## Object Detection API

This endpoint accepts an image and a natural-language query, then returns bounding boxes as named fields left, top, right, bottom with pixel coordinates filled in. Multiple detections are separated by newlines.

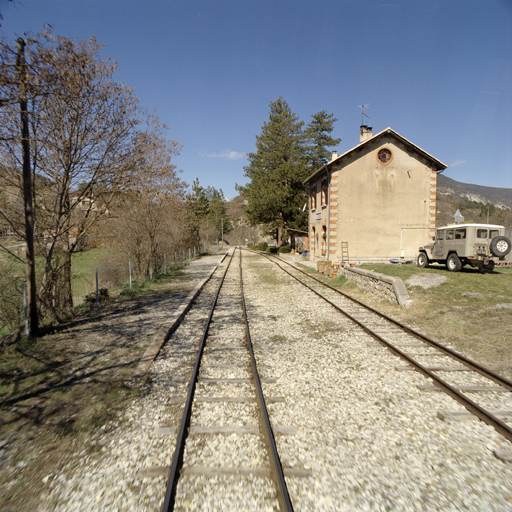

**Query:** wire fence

left=0, top=242, right=216, bottom=338
left=88, top=247, right=201, bottom=306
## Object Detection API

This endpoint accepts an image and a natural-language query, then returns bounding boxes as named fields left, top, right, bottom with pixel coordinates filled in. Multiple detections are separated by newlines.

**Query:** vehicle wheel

left=417, top=252, right=429, bottom=268
left=446, top=253, right=462, bottom=272
left=490, top=236, right=511, bottom=257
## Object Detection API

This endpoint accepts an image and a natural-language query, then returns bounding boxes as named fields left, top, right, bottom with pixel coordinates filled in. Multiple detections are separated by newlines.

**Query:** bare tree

left=111, top=130, right=193, bottom=281
left=0, top=31, right=184, bottom=325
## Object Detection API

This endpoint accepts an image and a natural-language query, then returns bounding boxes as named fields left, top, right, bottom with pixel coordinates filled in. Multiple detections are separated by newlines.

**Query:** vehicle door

left=447, top=227, right=468, bottom=257
left=431, top=229, right=448, bottom=258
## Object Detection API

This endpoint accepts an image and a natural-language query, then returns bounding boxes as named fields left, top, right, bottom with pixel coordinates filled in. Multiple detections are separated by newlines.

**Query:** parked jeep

left=417, top=223, right=511, bottom=273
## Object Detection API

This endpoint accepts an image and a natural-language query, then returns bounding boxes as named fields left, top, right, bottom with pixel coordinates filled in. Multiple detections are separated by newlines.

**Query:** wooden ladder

left=341, top=241, right=349, bottom=264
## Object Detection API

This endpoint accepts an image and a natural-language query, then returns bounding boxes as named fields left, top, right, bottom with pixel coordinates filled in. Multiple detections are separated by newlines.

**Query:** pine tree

left=205, top=186, right=231, bottom=241
left=238, top=98, right=308, bottom=243
left=190, top=179, right=210, bottom=223
left=189, top=180, right=231, bottom=245
left=305, top=110, right=341, bottom=171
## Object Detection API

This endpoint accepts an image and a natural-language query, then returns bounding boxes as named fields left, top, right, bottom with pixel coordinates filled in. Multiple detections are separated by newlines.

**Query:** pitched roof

left=304, top=127, right=447, bottom=184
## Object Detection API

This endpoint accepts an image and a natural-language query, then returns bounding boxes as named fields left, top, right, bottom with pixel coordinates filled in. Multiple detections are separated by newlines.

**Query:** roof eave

left=303, top=127, right=447, bottom=185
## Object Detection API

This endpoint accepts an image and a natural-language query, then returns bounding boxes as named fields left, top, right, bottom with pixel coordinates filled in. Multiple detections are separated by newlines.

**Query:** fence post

left=22, top=283, right=29, bottom=338
left=95, top=268, right=99, bottom=307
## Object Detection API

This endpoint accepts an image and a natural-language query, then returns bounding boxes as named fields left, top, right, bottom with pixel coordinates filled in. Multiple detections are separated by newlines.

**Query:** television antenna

left=357, top=104, right=371, bottom=125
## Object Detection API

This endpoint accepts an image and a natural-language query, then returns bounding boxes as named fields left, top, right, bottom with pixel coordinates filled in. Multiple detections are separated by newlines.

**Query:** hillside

left=436, top=175, right=512, bottom=227
left=437, top=175, right=512, bottom=209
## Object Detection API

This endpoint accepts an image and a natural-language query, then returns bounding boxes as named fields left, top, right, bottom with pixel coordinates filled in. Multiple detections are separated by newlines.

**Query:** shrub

left=278, top=244, right=292, bottom=254
left=268, top=247, right=278, bottom=254
left=254, top=242, right=268, bottom=252
left=119, top=282, right=143, bottom=298
left=84, top=288, right=109, bottom=305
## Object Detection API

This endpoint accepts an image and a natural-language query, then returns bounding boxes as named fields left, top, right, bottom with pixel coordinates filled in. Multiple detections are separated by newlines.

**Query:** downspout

left=327, top=166, right=331, bottom=262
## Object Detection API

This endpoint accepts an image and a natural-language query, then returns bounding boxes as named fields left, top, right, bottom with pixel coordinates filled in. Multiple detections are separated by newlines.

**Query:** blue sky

left=1, top=0, right=511, bottom=198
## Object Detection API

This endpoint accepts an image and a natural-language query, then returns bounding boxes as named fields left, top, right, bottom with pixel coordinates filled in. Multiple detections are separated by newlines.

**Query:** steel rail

left=161, top=250, right=235, bottom=512
left=260, top=251, right=512, bottom=392
left=249, top=250, right=512, bottom=443
left=239, top=249, right=294, bottom=512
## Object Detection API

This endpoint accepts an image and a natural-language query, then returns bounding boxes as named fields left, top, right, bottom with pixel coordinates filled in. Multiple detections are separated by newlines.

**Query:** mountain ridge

left=437, top=174, right=512, bottom=210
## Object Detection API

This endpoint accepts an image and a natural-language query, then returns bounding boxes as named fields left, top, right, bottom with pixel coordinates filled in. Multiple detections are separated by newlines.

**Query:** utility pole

left=17, top=37, right=39, bottom=336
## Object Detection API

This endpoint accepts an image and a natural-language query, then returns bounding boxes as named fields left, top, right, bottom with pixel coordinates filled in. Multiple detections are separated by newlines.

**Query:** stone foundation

left=338, top=265, right=411, bottom=307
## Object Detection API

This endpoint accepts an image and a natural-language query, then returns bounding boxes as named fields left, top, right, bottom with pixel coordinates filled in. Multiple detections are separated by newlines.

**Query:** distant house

left=304, top=126, right=447, bottom=263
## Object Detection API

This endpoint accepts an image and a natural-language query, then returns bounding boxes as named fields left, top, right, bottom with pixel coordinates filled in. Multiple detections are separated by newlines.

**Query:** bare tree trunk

left=60, top=248, right=73, bottom=320
left=17, top=38, right=39, bottom=336
left=60, top=190, right=74, bottom=320
left=276, top=227, right=284, bottom=247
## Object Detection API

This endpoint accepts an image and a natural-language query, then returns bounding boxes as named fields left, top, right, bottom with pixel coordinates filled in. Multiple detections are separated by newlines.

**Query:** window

left=477, top=229, right=488, bottom=239
left=321, top=177, right=328, bottom=206
left=455, top=229, right=466, bottom=239
left=446, top=230, right=455, bottom=240
left=310, top=186, right=316, bottom=210
left=377, top=148, right=393, bottom=164
left=490, top=230, right=499, bottom=239
left=437, top=230, right=445, bottom=240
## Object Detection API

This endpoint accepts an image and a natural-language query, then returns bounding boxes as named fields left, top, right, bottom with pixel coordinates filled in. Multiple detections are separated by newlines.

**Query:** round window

left=377, top=148, right=393, bottom=164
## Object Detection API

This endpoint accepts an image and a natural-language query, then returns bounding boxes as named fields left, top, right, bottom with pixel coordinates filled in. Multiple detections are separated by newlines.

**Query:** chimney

left=331, top=150, right=338, bottom=161
left=360, top=125, right=373, bottom=143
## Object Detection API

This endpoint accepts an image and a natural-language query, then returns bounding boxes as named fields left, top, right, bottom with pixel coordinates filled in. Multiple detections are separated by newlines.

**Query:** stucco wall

left=334, top=136, right=436, bottom=261
left=308, top=174, right=331, bottom=260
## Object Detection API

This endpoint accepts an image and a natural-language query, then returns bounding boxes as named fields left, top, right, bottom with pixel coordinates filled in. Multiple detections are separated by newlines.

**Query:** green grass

left=1, top=244, right=191, bottom=336
left=71, top=246, right=117, bottom=302
left=359, top=263, right=512, bottom=305
left=72, top=246, right=188, bottom=304
left=0, top=245, right=115, bottom=311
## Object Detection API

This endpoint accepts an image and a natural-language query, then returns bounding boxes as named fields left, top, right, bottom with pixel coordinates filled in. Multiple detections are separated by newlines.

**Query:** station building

left=304, top=126, right=447, bottom=264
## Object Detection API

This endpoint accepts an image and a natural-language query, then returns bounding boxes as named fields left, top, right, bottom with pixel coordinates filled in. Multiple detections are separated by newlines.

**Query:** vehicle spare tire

left=490, top=236, right=511, bottom=257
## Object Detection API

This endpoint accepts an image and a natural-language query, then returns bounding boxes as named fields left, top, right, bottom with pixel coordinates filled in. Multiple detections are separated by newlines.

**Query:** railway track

left=36, top=249, right=512, bottom=511
left=161, top=248, right=294, bottom=511
left=252, top=250, right=512, bottom=445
